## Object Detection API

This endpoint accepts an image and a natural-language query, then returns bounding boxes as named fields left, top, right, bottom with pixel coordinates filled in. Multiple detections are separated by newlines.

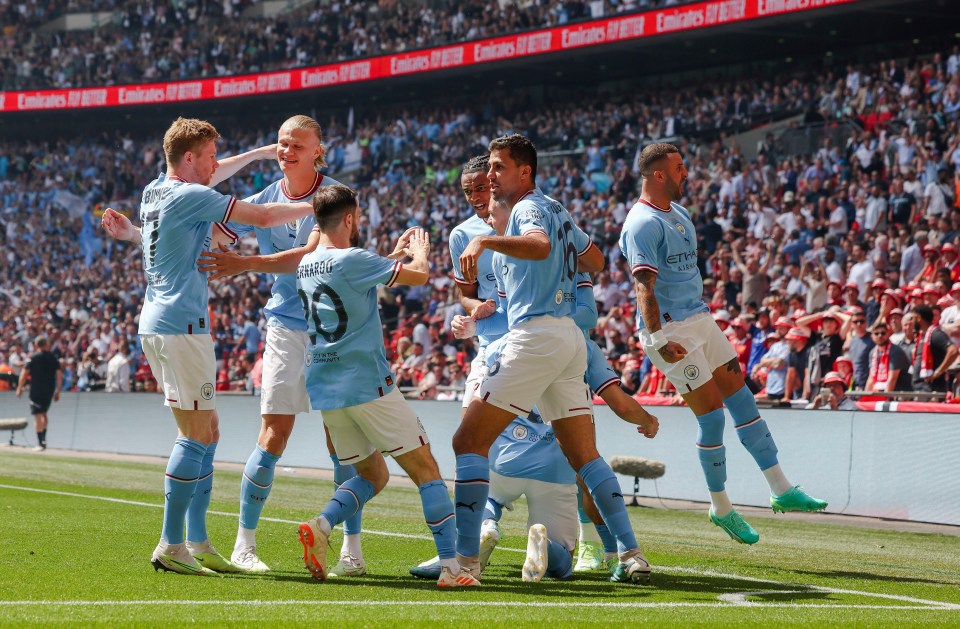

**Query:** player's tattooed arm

left=633, top=269, right=662, bottom=333
left=634, top=269, right=687, bottom=363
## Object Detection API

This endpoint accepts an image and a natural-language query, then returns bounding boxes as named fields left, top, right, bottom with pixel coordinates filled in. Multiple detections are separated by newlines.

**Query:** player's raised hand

left=451, top=315, right=477, bottom=339
left=459, top=236, right=487, bottom=284
left=101, top=207, right=140, bottom=243
left=258, top=143, right=279, bottom=160
left=388, top=227, right=421, bottom=259
left=657, top=341, right=688, bottom=364
left=404, top=227, right=431, bottom=258
left=197, top=242, right=247, bottom=280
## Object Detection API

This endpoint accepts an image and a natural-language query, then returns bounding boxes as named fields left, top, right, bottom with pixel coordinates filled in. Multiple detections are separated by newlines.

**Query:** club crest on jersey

left=683, top=365, right=700, bottom=381
left=286, top=220, right=298, bottom=231
left=555, top=289, right=563, bottom=305
left=675, top=223, right=686, bottom=235
left=200, top=383, right=214, bottom=400
left=512, top=425, right=528, bottom=440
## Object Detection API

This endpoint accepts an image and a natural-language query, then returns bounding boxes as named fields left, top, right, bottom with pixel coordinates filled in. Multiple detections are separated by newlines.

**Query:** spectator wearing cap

left=912, top=244, right=942, bottom=285
left=832, top=355, right=855, bottom=386
left=865, top=322, right=913, bottom=394
left=900, top=230, right=928, bottom=286
left=797, top=309, right=849, bottom=397
left=911, top=304, right=958, bottom=393
left=816, top=371, right=859, bottom=411
left=785, top=326, right=813, bottom=400
left=941, top=243, right=960, bottom=281
left=752, top=331, right=789, bottom=401
left=842, top=283, right=865, bottom=311
left=712, top=309, right=732, bottom=334
left=844, top=307, right=874, bottom=389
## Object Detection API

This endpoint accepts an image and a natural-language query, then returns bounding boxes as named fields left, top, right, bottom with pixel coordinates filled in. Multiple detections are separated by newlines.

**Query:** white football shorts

left=260, top=325, right=310, bottom=416
left=321, top=387, right=430, bottom=464
left=639, top=311, right=738, bottom=393
left=461, top=346, right=488, bottom=409
left=489, top=471, right=578, bottom=551
left=141, top=334, right=217, bottom=411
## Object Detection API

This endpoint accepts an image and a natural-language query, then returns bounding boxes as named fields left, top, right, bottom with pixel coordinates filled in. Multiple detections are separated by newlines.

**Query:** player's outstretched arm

left=459, top=231, right=550, bottom=283
left=598, top=384, right=659, bottom=438
left=634, top=268, right=687, bottom=364
left=394, top=228, right=431, bottom=286
left=229, top=199, right=313, bottom=228
left=209, top=144, right=277, bottom=187
left=197, top=229, right=321, bottom=280
left=101, top=208, right=142, bottom=245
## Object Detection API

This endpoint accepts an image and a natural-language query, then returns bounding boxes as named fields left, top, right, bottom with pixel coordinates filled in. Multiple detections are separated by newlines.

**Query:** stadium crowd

left=3, top=45, right=960, bottom=408
left=5, top=0, right=690, bottom=91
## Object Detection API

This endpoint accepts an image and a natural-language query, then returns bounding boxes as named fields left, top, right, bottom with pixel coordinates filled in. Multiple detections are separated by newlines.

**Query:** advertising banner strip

left=0, top=0, right=857, bottom=112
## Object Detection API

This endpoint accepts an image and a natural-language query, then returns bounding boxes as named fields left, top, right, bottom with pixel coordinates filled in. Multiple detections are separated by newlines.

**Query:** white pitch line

left=0, top=600, right=951, bottom=610
left=1, top=483, right=958, bottom=611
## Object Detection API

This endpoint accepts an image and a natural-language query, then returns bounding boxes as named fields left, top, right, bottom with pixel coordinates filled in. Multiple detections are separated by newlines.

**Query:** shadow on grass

left=225, top=567, right=842, bottom=603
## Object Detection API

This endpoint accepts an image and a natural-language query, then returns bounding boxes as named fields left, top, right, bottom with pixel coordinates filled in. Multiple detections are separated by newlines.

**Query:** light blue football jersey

left=224, top=173, right=342, bottom=331
left=138, top=172, right=237, bottom=335
left=574, top=273, right=599, bottom=333
left=298, top=246, right=401, bottom=410
left=449, top=213, right=499, bottom=347
left=500, top=189, right=592, bottom=327
left=619, top=199, right=709, bottom=331
left=489, top=415, right=576, bottom=485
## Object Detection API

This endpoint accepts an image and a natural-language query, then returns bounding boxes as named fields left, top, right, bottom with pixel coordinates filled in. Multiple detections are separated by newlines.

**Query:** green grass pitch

left=1, top=451, right=958, bottom=627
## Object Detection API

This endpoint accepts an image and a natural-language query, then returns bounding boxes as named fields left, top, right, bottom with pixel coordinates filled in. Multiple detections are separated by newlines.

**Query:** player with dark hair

left=294, top=185, right=478, bottom=588
left=621, top=142, right=827, bottom=546
left=16, top=336, right=62, bottom=451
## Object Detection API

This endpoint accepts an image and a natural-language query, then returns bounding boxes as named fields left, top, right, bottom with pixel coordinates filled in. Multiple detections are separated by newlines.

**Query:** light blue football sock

left=726, top=386, right=780, bottom=470
left=595, top=524, right=618, bottom=554
left=546, top=538, right=573, bottom=579
left=186, top=441, right=217, bottom=543
left=579, top=457, right=637, bottom=554
left=420, top=480, right=456, bottom=560
left=696, top=408, right=727, bottom=492
left=239, top=445, right=280, bottom=530
left=484, top=498, right=504, bottom=522
left=161, top=437, right=206, bottom=545
left=319, top=475, right=375, bottom=527
left=332, top=454, right=363, bottom=536
left=454, top=453, right=489, bottom=558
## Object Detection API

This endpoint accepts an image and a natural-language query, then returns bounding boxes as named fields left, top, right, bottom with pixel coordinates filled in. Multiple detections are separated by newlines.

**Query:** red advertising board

left=0, top=0, right=858, bottom=113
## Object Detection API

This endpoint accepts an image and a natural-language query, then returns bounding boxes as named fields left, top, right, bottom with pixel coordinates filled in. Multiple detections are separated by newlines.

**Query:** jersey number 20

left=298, top=284, right=348, bottom=344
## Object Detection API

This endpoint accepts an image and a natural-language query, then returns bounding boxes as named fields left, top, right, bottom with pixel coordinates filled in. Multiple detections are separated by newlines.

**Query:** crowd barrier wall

left=1, top=392, right=956, bottom=526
